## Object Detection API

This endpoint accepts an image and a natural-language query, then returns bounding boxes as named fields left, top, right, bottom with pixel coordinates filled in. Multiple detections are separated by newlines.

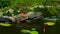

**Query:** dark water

left=0, top=19, right=60, bottom=34
left=0, top=19, right=43, bottom=34
left=45, top=20, right=60, bottom=34
left=0, top=24, right=43, bottom=34
left=0, top=26, right=20, bottom=34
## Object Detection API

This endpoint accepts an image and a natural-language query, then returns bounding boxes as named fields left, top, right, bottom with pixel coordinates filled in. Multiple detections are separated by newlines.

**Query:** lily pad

left=21, top=29, right=30, bottom=33
left=31, top=28, right=36, bottom=31
left=30, top=31, right=38, bottom=34
left=0, top=23, right=12, bottom=26
left=44, top=22, right=55, bottom=26
left=21, top=29, right=38, bottom=34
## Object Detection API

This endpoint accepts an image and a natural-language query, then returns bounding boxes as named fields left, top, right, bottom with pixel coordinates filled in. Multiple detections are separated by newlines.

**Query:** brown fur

left=17, top=9, right=28, bottom=21
left=19, top=9, right=27, bottom=14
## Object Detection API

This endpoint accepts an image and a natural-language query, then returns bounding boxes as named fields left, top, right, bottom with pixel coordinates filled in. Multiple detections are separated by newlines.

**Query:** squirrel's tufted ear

left=18, top=9, right=27, bottom=14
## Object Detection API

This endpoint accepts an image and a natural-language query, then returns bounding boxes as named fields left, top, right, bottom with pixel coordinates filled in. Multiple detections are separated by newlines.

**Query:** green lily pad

left=44, top=22, right=55, bottom=26
left=31, top=28, right=36, bottom=31
left=21, top=29, right=38, bottom=34
left=30, top=31, right=38, bottom=34
left=0, top=23, right=12, bottom=26
left=21, top=29, right=30, bottom=33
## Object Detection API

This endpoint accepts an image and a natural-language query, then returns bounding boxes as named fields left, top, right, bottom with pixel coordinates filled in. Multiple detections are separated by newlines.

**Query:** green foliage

left=3, top=11, right=7, bottom=16
left=0, top=0, right=11, bottom=8
left=34, top=6, right=48, bottom=12
left=55, top=7, right=60, bottom=13
left=34, top=7, right=41, bottom=12
left=33, top=6, right=51, bottom=17
left=6, top=11, right=12, bottom=16
left=12, top=8, right=18, bottom=15
left=15, top=0, right=46, bottom=7
left=0, top=12, right=3, bottom=17
left=13, top=10, right=18, bottom=15
left=3, top=11, right=12, bottom=16
left=24, top=7, right=32, bottom=12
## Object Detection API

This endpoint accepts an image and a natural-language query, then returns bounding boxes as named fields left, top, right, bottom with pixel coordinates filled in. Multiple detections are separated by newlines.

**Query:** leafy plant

left=12, top=8, right=18, bottom=15
left=0, top=0, right=11, bottom=8
left=3, top=11, right=7, bottom=16
left=6, top=11, right=12, bottom=16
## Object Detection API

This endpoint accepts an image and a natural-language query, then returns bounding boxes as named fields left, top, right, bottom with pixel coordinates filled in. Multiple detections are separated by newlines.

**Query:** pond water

left=0, top=18, right=60, bottom=34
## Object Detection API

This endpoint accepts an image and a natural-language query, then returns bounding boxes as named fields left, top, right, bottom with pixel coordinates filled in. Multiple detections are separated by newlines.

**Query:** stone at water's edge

left=27, top=12, right=42, bottom=18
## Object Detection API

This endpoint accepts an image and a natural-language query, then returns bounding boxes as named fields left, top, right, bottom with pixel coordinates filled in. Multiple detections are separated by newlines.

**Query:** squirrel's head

left=18, top=9, right=27, bottom=14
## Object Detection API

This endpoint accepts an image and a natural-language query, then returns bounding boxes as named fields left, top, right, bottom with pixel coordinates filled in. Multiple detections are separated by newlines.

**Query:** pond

left=0, top=18, right=60, bottom=34
left=0, top=19, right=43, bottom=34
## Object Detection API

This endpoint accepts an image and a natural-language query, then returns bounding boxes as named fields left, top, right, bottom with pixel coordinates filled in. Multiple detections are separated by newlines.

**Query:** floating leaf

left=44, top=22, right=55, bottom=26
left=31, top=28, right=36, bottom=31
left=21, top=29, right=30, bottom=33
left=0, top=23, right=12, bottom=26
